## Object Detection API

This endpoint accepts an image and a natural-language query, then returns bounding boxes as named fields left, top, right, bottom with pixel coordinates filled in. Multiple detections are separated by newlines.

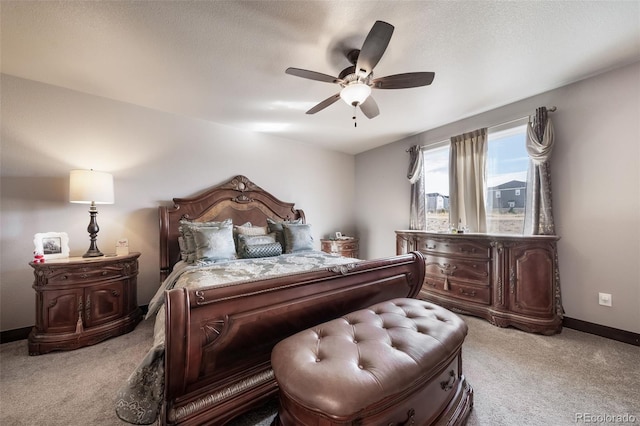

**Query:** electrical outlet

left=598, top=292, right=612, bottom=307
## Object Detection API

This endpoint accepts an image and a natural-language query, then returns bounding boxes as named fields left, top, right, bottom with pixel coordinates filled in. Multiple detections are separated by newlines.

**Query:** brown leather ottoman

left=271, top=298, right=473, bottom=425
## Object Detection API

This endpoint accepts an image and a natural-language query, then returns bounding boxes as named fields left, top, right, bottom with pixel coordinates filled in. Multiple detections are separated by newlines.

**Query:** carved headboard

left=159, top=175, right=305, bottom=282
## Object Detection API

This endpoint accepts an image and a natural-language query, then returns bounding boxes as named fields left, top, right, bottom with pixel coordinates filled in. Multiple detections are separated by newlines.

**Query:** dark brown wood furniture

left=320, top=238, right=359, bottom=258
left=271, top=298, right=473, bottom=426
left=28, top=252, right=141, bottom=355
left=156, top=176, right=426, bottom=425
left=396, top=230, right=562, bottom=335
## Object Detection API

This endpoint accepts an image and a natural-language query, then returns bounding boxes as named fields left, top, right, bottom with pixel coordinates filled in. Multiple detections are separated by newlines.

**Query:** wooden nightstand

left=28, top=252, right=142, bottom=355
left=320, top=238, right=359, bottom=258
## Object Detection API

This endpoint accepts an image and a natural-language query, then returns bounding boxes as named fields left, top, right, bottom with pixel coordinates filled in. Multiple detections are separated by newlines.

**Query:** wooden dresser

left=320, top=238, right=359, bottom=258
left=28, top=252, right=142, bottom=355
left=396, top=231, right=562, bottom=335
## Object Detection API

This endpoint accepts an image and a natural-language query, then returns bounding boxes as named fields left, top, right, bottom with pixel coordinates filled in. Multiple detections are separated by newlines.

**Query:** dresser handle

left=112, top=290, right=120, bottom=297
left=387, top=408, right=416, bottom=426
left=426, top=244, right=436, bottom=250
left=460, top=289, right=476, bottom=297
left=440, top=370, right=456, bottom=391
left=460, top=247, right=477, bottom=254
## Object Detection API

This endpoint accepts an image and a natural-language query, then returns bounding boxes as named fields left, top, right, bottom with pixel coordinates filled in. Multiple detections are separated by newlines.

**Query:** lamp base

left=83, top=204, right=104, bottom=258
left=82, top=248, right=104, bottom=258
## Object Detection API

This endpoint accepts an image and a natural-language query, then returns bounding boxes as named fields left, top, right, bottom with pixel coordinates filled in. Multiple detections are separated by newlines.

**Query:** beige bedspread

left=115, top=251, right=360, bottom=424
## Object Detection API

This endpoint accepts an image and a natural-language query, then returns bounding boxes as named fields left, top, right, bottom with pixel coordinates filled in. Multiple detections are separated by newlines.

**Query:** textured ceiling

left=2, top=1, right=639, bottom=154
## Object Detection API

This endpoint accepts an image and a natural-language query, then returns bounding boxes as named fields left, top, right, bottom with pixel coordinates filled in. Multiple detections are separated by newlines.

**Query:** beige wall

left=3, top=63, right=639, bottom=334
left=0, top=75, right=357, bottom=331
left=355, top=62, right=640, bottom=333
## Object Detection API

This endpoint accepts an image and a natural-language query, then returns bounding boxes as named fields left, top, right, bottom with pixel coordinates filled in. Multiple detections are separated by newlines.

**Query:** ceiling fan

left=285, top=20, right=435, bottom=122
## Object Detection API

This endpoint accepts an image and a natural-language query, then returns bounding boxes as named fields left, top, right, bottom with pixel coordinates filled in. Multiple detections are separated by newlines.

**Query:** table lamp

left=69, top=169, right=114, bottom=257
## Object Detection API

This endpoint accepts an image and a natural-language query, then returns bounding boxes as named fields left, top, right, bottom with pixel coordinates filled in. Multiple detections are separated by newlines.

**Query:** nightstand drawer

left=45, top=266, right=124, bottom=284
left=320, top=239, right=359, bottom=258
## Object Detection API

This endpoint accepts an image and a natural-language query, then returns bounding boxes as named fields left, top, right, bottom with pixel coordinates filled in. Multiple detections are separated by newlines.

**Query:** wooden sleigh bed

left=117, top=175, right=426, bottom=426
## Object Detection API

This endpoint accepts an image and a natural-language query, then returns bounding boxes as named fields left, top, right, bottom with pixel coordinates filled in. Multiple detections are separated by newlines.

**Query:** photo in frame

left=34, top=232, right=70, bottom=260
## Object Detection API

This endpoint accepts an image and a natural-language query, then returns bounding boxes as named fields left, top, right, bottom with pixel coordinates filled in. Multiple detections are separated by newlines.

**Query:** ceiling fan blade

left=356, top=21, right=394, bottom=78
left=286, top=67, right=342, bottom=84
left=359, top=96, right=380, bottom=119
left=371, top=72, right=435, bottom=89
left=306, top=93, right=341, bottom=114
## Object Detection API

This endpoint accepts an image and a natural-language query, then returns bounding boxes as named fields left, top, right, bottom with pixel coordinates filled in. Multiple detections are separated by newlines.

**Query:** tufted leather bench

left=271, top=298, right=473, bottom=425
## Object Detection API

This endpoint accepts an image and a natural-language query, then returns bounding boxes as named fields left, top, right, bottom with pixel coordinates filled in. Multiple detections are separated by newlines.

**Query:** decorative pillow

left=179, top=218, right=232, bottom=263
left=234, top=222, right=268, bottom=236
left=236, top=233, right=276, bottom=255
left=240, top=242, right=283, bottom=259
left=282, top=223, right=314, bottom=253
left=267, top=218, right=303, bottom=248
left=190, top=221, right=236, bottom=263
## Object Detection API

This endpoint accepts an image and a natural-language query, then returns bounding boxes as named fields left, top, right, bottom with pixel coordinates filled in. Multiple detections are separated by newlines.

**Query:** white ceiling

left=2, top=1, right=639, bottom=154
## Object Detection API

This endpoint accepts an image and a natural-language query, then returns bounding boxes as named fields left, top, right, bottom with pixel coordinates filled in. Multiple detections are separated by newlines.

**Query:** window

left=423, top=144, right=450, bottom=232
left=485, top=123, right=529, bottom=234
left=422, top=120, right=529, bottom=235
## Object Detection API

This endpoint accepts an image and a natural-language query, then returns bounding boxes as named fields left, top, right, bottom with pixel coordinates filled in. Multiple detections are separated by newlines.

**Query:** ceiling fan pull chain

left=353, top=105, right=357, bottom=127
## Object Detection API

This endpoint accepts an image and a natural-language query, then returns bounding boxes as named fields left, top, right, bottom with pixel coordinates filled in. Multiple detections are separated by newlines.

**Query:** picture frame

left=34, top=232, right=70, bottom=260
left=334, top=231, right=342, bottom=239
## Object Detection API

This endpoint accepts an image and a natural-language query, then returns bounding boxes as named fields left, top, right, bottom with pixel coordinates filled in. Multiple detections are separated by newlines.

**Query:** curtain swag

left=407, top=145, right=423, bottom=183
left=526, top=119, right=555, bottom=164
left=525, top=107, right=556, bottom=236
left=407, top=145, right=426, bottom=230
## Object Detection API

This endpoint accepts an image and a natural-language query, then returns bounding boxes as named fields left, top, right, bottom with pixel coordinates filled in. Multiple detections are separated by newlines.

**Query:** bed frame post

left=165, top=287, right=189, bottom=404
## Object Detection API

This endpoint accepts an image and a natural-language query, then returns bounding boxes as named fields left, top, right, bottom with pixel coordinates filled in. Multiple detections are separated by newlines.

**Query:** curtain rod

left=408, top=106, right=557, bottom=152
left=490, top=106, right=557, bottom=130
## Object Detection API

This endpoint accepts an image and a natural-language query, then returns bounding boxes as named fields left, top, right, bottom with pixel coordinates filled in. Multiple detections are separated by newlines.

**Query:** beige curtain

left=449, top=128, right=488, bottom=233
left=407, top=145, right=426, bottom=230
left=524, top=107, right=556, bottom=235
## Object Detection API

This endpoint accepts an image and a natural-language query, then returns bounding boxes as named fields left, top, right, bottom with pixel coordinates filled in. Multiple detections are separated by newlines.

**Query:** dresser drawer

left=423, top=255, right=490, bottom=286
left=422, top=277, right=491, bottom=305
left=416, top=236, right=490, bottom=259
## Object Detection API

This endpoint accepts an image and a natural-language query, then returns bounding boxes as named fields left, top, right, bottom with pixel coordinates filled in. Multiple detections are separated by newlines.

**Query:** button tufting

left=316, top=358, right=321, bottom=362
left=358, top=365, right=363, bottom=369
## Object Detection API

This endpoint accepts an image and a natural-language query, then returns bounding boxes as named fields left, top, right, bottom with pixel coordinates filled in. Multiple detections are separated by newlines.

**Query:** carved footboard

left=162, top=252, right=425, bottom=425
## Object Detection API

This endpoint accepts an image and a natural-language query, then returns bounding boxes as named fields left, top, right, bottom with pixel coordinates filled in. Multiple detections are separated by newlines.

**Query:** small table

left=320, top=238, right=359, bottom=258
left=28, top=252, right=142, bottom=355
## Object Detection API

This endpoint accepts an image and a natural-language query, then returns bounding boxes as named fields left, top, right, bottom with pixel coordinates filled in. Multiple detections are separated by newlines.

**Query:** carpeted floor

left=1, top=315, right=638, bottom=425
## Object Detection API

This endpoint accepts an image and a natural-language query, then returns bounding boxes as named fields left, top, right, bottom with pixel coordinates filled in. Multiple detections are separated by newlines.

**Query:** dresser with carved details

left=396, top=231, right=562, bottom=335
left=28, top=252, right=141, bottom=355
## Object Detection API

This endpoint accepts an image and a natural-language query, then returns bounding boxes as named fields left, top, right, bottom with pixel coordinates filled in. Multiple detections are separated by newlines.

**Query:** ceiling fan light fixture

left=340, top=83, right=371, bottom=106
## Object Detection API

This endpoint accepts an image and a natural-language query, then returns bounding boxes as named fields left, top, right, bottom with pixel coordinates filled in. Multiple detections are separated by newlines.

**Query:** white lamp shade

left=69, top=169, right=114, bottom=204
left=340, top=83, right=372, bottom=106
